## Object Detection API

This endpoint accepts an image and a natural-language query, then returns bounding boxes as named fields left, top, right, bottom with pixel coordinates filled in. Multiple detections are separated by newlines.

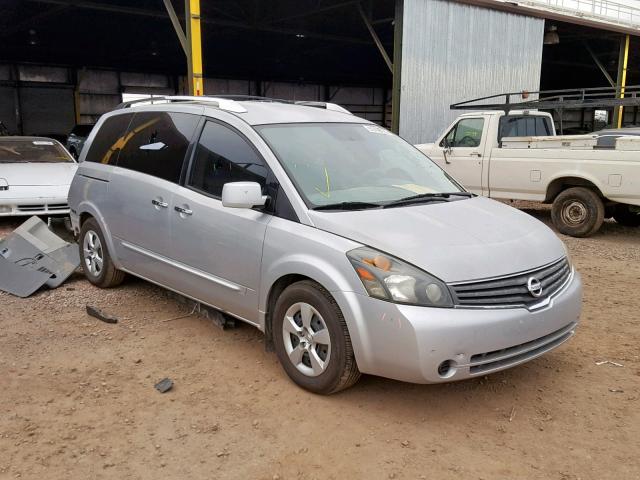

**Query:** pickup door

left=425, top=117, right=487, bottom=195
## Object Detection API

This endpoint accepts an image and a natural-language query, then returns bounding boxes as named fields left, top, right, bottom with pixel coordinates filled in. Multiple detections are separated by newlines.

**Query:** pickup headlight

left=347, top=247, right=453, bottom=307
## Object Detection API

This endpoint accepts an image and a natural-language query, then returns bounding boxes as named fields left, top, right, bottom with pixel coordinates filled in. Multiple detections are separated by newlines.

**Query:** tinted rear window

left=116, top=111, right=199, bottom=183
left=84, top=114, right=133, bottom=165
left=0, top=139, right=73, bottom=164
left=499, top=116, right=552, bottom=140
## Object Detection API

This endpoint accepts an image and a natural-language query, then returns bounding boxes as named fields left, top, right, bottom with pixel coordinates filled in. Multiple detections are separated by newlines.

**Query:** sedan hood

left=308, top=196, right=566, bottom=283
left=0, top=162, right=77, bottom=186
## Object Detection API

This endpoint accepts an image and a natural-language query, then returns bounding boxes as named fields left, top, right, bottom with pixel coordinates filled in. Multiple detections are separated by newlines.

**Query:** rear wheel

left=613, top=204, right=640, bottom=227
left=273, top=280, right=360, bottom=394
left=79, top=218, right=125, bottom=288
left=551, top=187, right=604, bottom=237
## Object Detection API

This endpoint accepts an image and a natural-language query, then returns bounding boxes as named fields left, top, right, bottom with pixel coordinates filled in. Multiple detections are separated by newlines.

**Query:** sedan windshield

left=256, top=123, right=462, bottom=208
left=0, top=139, right=74, bottom=164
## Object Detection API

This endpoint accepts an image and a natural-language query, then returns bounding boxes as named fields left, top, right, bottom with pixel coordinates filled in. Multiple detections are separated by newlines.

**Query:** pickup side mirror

left=221, top=182, right=268, bottom=209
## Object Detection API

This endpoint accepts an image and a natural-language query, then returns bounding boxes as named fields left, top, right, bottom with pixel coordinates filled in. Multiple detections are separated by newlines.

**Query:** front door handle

left=174, top=206, right=193, bottom=216
left=470, top=152, right=482, bottom=158
left=151, top=199, right=168, bottom=208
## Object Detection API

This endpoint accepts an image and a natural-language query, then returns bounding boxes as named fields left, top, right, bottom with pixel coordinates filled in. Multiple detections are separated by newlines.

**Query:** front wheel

left=273, top=281, right=360, bottom=394
left=551, top=187, right=604, bottom=237
left=613, top=204, right=640, bottom=227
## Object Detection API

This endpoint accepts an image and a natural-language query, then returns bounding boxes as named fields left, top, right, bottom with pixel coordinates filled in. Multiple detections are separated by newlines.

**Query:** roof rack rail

left=116, top=95, right=248, bottom=113
left=451, top=85, right=640, bottom=112
left=294, top=101, right=352, bottom=114
left=114, top=95, right=352, bottom=115
left=209, top=95, right=293, bottom=103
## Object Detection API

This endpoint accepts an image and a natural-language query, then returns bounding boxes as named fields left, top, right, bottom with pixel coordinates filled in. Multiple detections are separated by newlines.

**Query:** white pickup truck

left=417, top=110, right=640, bottom=237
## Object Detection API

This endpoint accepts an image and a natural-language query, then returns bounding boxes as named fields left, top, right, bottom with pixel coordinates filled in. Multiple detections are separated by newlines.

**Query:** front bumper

left=334, top=270, right=582, bottom=384
left=0, top=198, right=70, bottom=216
left=0, top=185, right=71, bottom=217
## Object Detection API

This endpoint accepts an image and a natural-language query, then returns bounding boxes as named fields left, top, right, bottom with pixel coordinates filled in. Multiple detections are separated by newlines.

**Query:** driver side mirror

left=221, top=182, right=268, bottom=209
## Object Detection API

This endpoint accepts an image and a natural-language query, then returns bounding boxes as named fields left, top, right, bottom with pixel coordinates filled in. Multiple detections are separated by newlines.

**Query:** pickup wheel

left=613, top=205, right=640, bottom=227
left=551, top=187, right=604, bottom=237
left=273, top=280, right=360, bottom=395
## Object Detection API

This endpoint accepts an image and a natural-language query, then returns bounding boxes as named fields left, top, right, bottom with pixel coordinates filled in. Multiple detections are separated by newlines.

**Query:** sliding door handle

left=174, top=206, right=193, bottom=216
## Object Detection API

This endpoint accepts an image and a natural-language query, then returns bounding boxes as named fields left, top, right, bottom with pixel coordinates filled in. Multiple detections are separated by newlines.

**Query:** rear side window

left=84, top=114, right=132, bottom=165
left=499, top=116, right=552, bottom=140
left=116, top=111, right=199, bottom=183
left=188, top=121, right=268, bottom=197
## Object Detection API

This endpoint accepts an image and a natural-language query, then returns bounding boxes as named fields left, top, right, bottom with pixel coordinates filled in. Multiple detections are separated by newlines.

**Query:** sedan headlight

left=347, top=247, right=453, bottom=307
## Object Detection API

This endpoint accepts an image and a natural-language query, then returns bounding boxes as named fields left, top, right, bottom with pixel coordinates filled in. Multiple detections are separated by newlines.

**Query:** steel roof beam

left=25, top=0, right=379, bottom=45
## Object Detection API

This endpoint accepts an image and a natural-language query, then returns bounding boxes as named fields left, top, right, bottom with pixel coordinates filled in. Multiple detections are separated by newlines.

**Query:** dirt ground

left=1, top=206, right=639, bottom=480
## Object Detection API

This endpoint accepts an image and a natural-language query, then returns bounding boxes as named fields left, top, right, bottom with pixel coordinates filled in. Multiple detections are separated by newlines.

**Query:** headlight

left=347, top=247, right=453, bottom=307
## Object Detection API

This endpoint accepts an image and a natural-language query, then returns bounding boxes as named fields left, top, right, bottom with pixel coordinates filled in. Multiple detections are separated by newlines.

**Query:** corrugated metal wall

left=399, top=0, right=545, bottom=144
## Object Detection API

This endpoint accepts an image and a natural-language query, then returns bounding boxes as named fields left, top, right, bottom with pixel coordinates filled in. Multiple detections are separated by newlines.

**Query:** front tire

left=551, top=187, right=604, bottom=237
left=273, top=281, right=360, bottom=394
left=79, top=218, right=125, bottom=288
left=613, top=204, right=640, bottom=227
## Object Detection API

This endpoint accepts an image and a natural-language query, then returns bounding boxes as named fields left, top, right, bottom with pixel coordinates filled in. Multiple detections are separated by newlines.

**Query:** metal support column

left=185, top=0, right=203, bottom=96
left=163, top=0, right=203, bottom=96
left=391, top=0, right=403, bottom=134
left=614, top=34, right=630, bottom=128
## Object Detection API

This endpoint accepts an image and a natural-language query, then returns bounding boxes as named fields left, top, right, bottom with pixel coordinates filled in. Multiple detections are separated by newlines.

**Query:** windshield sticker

left=363, top=125, right=391, bottom=135
left=33, top=141, right=55, bottom=145
left=392, top=184, right=437, bottom=194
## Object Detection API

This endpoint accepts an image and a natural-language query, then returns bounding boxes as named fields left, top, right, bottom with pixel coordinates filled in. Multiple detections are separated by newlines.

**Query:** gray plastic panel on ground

left=0, top=216, right=80, bottom=297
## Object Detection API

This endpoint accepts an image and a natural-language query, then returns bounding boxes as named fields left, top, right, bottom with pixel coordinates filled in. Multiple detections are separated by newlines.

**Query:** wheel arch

left=76, top=202, right=122, bottom=269
left=260, top=256, right=364, bottom=355
left=545, top=175, right=605, bottom=203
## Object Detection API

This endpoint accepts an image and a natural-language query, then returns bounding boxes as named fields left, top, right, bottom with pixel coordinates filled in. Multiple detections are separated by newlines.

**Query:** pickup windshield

left=257, top=123, right=463, bottom=208
left=0, top=139, right=74, bottom=164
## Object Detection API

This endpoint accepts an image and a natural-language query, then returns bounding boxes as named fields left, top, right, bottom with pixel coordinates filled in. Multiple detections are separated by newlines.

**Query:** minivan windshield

left=0, top=139, right=74, bottom=164
left=257, top=123, right=463, bottom=208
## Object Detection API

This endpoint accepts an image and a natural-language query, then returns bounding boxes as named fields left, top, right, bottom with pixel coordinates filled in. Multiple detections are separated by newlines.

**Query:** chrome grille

left=450, top=257, right=571, bottom=309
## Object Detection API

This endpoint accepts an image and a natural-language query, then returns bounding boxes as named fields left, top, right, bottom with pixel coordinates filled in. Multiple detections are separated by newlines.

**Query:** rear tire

left=551, top=187, right=604, bottom=237
left=613, top=204, right=640, bottom=227
left=79, top=218, right=125, bottom=288
left=273, top=280, right=360, bottom=394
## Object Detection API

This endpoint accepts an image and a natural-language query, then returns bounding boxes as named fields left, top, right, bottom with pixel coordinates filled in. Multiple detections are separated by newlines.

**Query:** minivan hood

left=0, top=162, right=77, bottom=186
left=308, top=196, right=566, bottom=283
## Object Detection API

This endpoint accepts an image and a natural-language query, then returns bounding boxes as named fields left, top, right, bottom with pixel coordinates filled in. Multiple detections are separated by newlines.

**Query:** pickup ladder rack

left=450, top=85, right=640, bottom=112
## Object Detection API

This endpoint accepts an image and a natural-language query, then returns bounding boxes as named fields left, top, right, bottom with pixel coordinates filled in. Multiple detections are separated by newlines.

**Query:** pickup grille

left=449, top=257, right=571, bottom=309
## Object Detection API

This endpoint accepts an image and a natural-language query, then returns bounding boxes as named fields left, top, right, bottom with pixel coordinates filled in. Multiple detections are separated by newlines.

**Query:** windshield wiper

left=383, top=192, right=474, bottom=208
left=312, top=201, right=382, bottom=211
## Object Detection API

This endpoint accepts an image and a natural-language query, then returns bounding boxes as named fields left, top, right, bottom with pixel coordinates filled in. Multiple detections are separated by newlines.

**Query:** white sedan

left=0, top=137, right=77, bottom=217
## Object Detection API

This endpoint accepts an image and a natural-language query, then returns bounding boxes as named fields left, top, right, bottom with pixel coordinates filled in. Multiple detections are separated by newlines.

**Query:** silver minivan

left=68, top=96, right=582, bottom=394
